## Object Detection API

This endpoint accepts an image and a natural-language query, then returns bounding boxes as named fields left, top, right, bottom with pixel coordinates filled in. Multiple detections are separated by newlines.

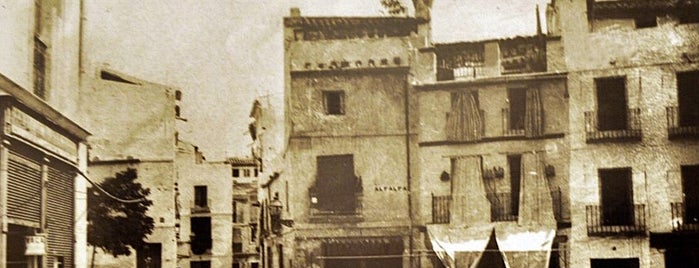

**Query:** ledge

left=416, top=71, right=567, bottom=90
left=290, top=66, right=410, bottom=77
left=419, top=133, right=565, bottom=147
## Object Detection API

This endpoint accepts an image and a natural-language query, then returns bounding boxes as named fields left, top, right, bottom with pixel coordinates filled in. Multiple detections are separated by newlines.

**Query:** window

left=591, top=258, right=639, bottom=268
left=682, top=165, right=699, bottom=225
left=311, top=155, right=359, bottom=214
left=251, top=263, right=259, bottom=268
left=323, top=91, right=345, bottom=115
left=232, top=168, right=240, bottom=177
left=243, top=169, right=251, bottom=177
left=507, top=88, right=526, bottom=132
left=233, top=199, right=245, bottom=223
left=599, top=168, right=634, bottom=226
left=634, top=15, right=657, bottom=28
left=190, top=217, right=212, bottom=255
left=254, top=168, right=259, bottom=177
left=33, top=38, right=47, bottom=99
left=194, top=186, right=208, bottom=208
left=191, top=261, right=211, bottom=268
left=677, top=71, right=699, bottom=127
left=596, top=77, right=628, bottom=131
left=278, top=244, right=284, bottom=268
left=137, top=243, right=162, bottom=268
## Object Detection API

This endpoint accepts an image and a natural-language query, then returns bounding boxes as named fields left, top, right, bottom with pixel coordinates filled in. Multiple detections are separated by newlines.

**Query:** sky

left=83, top=0, right=549, bottom=161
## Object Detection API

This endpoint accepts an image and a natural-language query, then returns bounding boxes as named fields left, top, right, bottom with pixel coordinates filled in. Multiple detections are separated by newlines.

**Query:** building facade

left=415, top=32, right=571, bottom=268
left=548, top=0, right=699, bottom=267
left=79, top=69, right=180, bottom=267
left=0, top=1, right=90, bottom=267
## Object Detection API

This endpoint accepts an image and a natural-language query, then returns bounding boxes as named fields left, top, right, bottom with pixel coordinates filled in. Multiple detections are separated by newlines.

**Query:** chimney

left=412, top=0, right=432, bottom=20
left=290, top=7, right=301, bottom=17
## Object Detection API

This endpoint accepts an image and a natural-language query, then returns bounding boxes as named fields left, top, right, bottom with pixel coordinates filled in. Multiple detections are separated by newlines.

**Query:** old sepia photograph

left=0, top=0, right=698, bottom=267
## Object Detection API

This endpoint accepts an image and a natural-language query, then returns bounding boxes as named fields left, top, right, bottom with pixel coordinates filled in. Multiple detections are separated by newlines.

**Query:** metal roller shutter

left=47, top=164, right=75, bottom=268
left=7, top=150, right=42, bottom=225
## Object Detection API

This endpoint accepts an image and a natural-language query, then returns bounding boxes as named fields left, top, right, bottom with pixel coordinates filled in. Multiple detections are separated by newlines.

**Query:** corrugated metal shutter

left=7, top=150, right=42, bottom=225
left=47, top=163, right=75, bottom=268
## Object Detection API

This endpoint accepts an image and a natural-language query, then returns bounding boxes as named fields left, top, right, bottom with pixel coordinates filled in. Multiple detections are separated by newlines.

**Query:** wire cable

left=77, top=170, right=148, bottom=204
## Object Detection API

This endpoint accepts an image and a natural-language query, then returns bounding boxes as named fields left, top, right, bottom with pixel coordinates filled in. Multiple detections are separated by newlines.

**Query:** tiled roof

left=284, top=16, right=422, bottom=28
left=591, top=0, right=698, bottom=17
left=226, top=157, right=257, bottom=166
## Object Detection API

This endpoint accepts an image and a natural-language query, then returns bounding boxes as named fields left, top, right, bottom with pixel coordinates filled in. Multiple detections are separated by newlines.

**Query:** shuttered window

left=47, top=163, right=75, bottom=268
left=7, top=150, right=42, bottom=224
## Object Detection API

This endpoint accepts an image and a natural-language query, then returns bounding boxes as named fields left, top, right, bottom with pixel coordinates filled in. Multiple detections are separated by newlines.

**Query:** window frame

left=322, top=90, right=345, bottom=115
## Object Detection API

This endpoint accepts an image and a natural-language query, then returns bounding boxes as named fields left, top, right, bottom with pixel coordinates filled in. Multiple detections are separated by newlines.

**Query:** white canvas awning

left=427, top=224, right=555, bottom=268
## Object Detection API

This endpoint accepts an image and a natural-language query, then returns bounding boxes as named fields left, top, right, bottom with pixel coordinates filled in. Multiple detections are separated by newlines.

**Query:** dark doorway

left=665, top=248, right=699, bottom=268
left=591, top=258, right=639, bottom=268
left=7, top=224, right=31, bottom=268
left=477, top=230, right=506, bottom=268
left=596, top=77, right=628, bottom=131
left=599, top=168, right=634, bottom=226
left=508, top=88, right=526, bottom=131
left=323, top=238, right=403, bottom=268
left=682, top=165, right=699, bottom=224
left=508, top=155, right=522, bottom=217
left=137, top=243, right=162, bottom=268
left=191, top=217, right=212, bottom=255
left=677, top=71, right=699, bottom=127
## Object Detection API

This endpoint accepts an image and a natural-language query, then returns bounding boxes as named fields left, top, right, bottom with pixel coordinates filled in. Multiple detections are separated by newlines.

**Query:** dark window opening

left=191, top=261, right=211, bottom=268
left=312, top=154, right=359, bottom=214
left=682, top=165, right=699, bottom=224
left=190, top=217, right=212, bottom=255
left=677, top=71, right=699, bottom=127
left=232, top=168, right=240, bottom=177
left=508, top=88, right=526, bottom=131
left=175, top=90, right=183, bottom=100
left=596, top=77, right=628, bottom=131
left=175, top=105, right=181, bottom=117
left=634, top=15, right=657, bottom=28
left=33, top=38, right=47, bottom=99
left=278, top=244, right=284, bottom=268
left=137, top=243, right=162, bottom=268
left=233, top=243, right=243, bottom=253
left=591, top=258, right=639, bottom=268
left=599, top=168, right=634, bottom=226
left=323, top=91, right=345, bottom=115
left=679, top=9, right=699, bottom=24
left=254, top=168, right=259, bottom=177
left=232, top=263, right=240, bottom=268
left=251, top=263, right=259, bottom=268
left=508, top=155, right=522, bottom=217
left=665, top=248, right=699, bottom=268
left=194, top=186, right=208, bottom=208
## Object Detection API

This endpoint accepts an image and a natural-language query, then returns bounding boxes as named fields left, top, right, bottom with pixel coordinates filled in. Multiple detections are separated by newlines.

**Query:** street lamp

left=270, top=192, right=283, bottom=235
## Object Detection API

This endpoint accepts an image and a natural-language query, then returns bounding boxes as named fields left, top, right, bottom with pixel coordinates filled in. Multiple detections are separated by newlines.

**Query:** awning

left=427, top=224, right=494, bottom=268
left=427, top=224, right=555, bottom=268
left=495, top=226, right=555, bottom=268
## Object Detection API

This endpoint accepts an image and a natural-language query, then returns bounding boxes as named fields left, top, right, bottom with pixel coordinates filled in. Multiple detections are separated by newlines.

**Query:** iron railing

left=586, top=204, right=646, bottom=236
left=309, top=190, right=363, bottom=216
left=585, top=108, right=642, bottom=142
left=432, top=194, right=451, bottom=224
left=191, top=198, right=212, bottom=213
left=671, top=202, right=699, bottom=232
left=502, top=107, right=525, bottom=136
left=666, top=106, right=699, bottom=139
left=488, top=192, right=519, bottom=222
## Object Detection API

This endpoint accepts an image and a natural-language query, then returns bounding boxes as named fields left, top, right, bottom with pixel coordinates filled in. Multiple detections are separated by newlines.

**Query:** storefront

left=0, top=93, right=88, bottom=268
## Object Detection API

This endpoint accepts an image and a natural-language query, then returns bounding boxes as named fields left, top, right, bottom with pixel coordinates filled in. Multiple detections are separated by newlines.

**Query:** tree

left=87, top=168, right=154, bottom=257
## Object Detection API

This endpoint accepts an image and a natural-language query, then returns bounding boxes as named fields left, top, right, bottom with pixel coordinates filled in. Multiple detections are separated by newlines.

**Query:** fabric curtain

left=519, top=152, right=556, bottom=226
left=447, top=91, right=482, bottom=141
left=524, top=87, right=544, bottom=137
left=495, top=227, right=555, bottom=268
left=451, top=156, right=490, bottom=225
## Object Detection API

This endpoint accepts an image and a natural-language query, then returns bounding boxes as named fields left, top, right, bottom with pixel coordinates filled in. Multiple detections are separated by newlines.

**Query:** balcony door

left=599, top=168, right=633, bottom=226
left=677, top=71, right=699, bottom=127
left=682, top=165, right=699, bottom=224
left=316, top=155, right=356, bottom=213
left=596, top=77, right=628, bottom=131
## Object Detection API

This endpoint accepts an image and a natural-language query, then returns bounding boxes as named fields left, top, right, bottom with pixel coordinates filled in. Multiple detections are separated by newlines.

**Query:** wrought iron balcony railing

left=671, top=202, right=699, bottom=232
left=584, top=108, right=642, bottom=143
left=666, top=106, right=699, bottom=139
left=191, top=199, right=212, bottom=213
left=488, top=192, right=518, bottom=222
left=432, top=194, right=451, bottom=224
left=586, top=204, right=646, bottom=236
left=309, top=189, right=363, bottom=216
left=502, top=107, right=525, bottom=137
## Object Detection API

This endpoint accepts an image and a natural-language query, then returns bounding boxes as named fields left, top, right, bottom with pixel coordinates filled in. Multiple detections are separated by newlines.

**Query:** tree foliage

left=87, top=168, right=154, bottom=257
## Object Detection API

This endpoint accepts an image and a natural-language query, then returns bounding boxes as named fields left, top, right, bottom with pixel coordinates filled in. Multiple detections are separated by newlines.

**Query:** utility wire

left=77, top=170, right=148, bottom=204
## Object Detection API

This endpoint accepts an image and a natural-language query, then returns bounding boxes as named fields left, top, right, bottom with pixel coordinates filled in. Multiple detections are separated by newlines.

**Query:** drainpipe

left=404, top=72, right=414, bottom=267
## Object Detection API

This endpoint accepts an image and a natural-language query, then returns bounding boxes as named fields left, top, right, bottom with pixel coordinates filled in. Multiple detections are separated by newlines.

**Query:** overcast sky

left=83, top=0, right=549, bottom=160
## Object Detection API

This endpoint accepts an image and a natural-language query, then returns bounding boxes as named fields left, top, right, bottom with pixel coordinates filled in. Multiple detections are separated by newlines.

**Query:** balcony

left=309, top=186, right=363, bottom=220
left=671, top=202, right=699, bottom=232
left=584, top=108, right=642, bottom=143
left=488, top=192, right=519, bottom=222
left=431, top=194, right=451, bottom=224
left=191, top=199, right=212, bottom=214
left=502, top=107, right=525, bottom=137
left=666, top=106, right=699, bottom=139
left=586, top=204, right=646, bottom=236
